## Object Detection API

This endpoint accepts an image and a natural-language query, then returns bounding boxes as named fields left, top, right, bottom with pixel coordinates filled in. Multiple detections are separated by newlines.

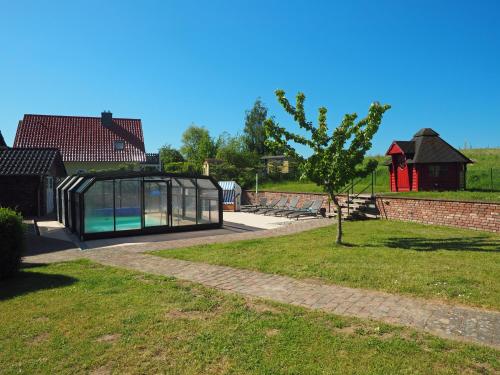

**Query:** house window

left=429, top=165, right=440, bottom=177
left=429, top=165, right=448, bottom=178
left=114, top=140, right=125, bottom=150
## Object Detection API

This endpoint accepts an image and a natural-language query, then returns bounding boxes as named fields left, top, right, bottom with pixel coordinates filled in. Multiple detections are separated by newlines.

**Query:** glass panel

left=115, top=179, right=141, bottom=231
left=76, top=178, right=94, bottom=193
left=67, top=177, right=84, bottom=229
left=61, top=176, right=78, bottom=226
left=197, top=180, right=220, bottom=224
left=177, top=178, right=195, bottom=187
left=144, top=181, right=168, bottom=227
left=84, top=180, right=114, bottom=233
left=196, top=178, right=217, bottom=189
left=171, top=178, right=197, bottom=226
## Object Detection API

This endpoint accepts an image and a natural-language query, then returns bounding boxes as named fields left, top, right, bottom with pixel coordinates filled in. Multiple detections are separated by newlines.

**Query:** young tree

left=264, top=90, right=390, bottom=244
left=180, top=125, right=217, bottom=167
left=243, top=98, right=268, bottom=155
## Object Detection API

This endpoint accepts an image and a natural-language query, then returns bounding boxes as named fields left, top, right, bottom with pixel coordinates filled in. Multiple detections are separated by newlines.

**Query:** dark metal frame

left=68, top=171, right=223, bottom=241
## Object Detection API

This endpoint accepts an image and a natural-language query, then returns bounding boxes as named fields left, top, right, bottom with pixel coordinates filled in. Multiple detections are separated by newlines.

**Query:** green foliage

left=0, top=207, right=25, bottom=279
left=180, top=125, right=218, bottom=167
left=243, top=98, right=268, bottom=155
left=159, top=144, right=184, bottom=167
left=210, top=133, right=261, bottom=188
left=163, top=161, right=201, bottom=175
left=264, top=90, right=390, bottom=243
left=209, top=162, right=256, bottom=188
left=265, top=90, right=390, bottom=196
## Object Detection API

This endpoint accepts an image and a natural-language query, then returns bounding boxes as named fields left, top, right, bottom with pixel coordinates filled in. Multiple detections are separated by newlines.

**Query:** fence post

left=491, top=168, right=493, bottom=192
left=255, top=173, right=258, bottom=196
left=371, top=171, right=374, bottom=197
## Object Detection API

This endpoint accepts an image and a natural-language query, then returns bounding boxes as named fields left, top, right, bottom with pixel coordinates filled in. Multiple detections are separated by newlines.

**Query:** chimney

left=101, top=111, right=113, bottom=127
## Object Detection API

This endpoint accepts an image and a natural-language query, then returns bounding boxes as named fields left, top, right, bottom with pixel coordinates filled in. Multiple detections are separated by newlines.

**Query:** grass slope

left=0, top=261, right=498, bottom=374
left=256, top=148, right=500, bottom=201
left=154, top=220, right=500, bottom=310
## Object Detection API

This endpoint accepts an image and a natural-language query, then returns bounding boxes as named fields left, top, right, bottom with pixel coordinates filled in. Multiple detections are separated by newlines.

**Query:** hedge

left=0, top=207, right=25, bottom=279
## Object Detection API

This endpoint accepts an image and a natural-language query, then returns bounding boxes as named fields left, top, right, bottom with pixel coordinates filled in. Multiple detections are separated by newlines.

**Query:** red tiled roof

left=13, top=114, right=146, bottom=162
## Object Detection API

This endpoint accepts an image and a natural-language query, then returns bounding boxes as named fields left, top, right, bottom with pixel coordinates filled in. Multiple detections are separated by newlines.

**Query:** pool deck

left=32, top=211, right=297, bottom=252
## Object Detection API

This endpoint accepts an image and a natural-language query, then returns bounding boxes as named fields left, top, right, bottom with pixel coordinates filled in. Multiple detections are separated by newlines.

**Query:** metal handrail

left=336, top=171, right=375, bottom=216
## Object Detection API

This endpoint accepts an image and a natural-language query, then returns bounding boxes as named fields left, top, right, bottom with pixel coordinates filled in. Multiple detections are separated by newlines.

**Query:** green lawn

left=154, top=220, right=500, bottom=310
left=255, top=148, right=500, bottom=202
left=0, top=261, right=498, bottom=374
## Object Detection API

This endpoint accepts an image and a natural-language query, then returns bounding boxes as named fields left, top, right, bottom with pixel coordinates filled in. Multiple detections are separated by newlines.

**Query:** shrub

left=0, top=207, right=25, bottom=279
left=163, top=161, right=201, bottom=175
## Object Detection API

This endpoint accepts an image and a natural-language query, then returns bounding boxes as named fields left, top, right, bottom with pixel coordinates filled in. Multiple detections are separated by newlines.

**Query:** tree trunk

left=332, top=195, right=342, bottom=244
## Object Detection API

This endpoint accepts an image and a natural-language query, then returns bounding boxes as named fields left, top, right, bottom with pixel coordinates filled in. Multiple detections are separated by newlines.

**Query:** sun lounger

left=258, top=197, right=288, bottom=215
left=248, top=198, right=280, bottom=213
left=265, top=196, right=300, bottom=216
left=287, top=199, right=323, bottom=219
left=256, top=197, right=288, bottom=214
left=241, top=197, right=267, bottom=212
left=280, top=200, right=313, bottom=217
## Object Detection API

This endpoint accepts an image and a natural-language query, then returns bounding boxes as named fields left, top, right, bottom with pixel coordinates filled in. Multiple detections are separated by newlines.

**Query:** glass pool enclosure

left=57, top=172, right=223, bottom=240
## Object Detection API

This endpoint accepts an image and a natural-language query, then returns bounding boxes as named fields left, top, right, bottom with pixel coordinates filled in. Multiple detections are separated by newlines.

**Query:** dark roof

left=14, top=114, right=146, bottom=163
left=72, top=170, right=219, bottom=182
left=0, top=131, right=7, bottom=148
left=392, top=141, right=415, bottom=155
left=142, top=153, right=160, bottom=165
left=414, top=128, right=439, bottom=137
left=387, top=128, right=472, bottom=164
left=0, top=148, right=66, bottom=176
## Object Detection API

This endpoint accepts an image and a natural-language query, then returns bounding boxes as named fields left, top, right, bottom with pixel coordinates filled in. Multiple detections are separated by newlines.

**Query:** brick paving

left=85, top=252, right=500, bottom=349
left=23, top=218, right=500, bottom=349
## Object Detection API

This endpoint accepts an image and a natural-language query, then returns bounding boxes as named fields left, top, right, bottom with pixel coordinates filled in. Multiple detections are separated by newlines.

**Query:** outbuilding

left=386, top=128, right=472, bottom=192
left=218, top=181, right=242, bottom=211
left=0, top=144, right=67, bottom=216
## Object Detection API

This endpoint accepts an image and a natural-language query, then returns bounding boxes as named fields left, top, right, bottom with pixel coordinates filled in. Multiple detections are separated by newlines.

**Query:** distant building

left=14, top=112, right=147, bottom=174
left=202, top=158, right=224, bottom=176
left=141, top=153, right=161, bottom=171
left=385, top=128, right=472, bottom=191
left=261, top=155, right=293, bottom=175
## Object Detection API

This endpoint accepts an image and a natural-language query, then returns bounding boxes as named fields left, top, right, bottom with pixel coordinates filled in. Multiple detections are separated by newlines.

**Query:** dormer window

left=114, top=140, right=125, bottom=150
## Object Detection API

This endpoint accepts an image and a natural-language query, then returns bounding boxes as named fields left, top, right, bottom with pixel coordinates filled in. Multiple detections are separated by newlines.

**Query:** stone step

left=348, top=198, right=372, bottom=203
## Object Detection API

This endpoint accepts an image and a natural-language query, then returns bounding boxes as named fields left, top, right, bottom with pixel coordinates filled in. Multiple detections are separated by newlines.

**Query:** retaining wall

left=242, top=190, right=499, bottom=233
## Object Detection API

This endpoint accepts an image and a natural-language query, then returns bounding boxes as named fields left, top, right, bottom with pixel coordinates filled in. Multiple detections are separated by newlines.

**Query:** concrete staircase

left=328, top=194, right=379, bottom=220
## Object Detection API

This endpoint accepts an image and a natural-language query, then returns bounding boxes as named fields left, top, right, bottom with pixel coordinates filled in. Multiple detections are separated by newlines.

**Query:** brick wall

left=375, top=196, right=499, bottom=233
left=242, top=190, right=500, bottom=233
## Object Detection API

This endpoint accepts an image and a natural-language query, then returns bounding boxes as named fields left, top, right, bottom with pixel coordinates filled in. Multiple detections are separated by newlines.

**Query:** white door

left=46, top=177, right=54, bottom=214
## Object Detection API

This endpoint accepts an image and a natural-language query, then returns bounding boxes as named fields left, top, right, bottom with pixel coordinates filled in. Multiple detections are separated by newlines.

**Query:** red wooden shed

left=385, top=128, right=472, bottom=192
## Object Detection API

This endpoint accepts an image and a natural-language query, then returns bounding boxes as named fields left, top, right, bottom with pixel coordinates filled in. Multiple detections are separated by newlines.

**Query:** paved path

left=24, top=218, right=500, bottom=349
left=86, top=252, right=500, bottom=349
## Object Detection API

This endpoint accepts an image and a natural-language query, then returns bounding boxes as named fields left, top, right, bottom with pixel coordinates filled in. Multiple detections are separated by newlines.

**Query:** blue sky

left=1, top=0, right=499, bottom=155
